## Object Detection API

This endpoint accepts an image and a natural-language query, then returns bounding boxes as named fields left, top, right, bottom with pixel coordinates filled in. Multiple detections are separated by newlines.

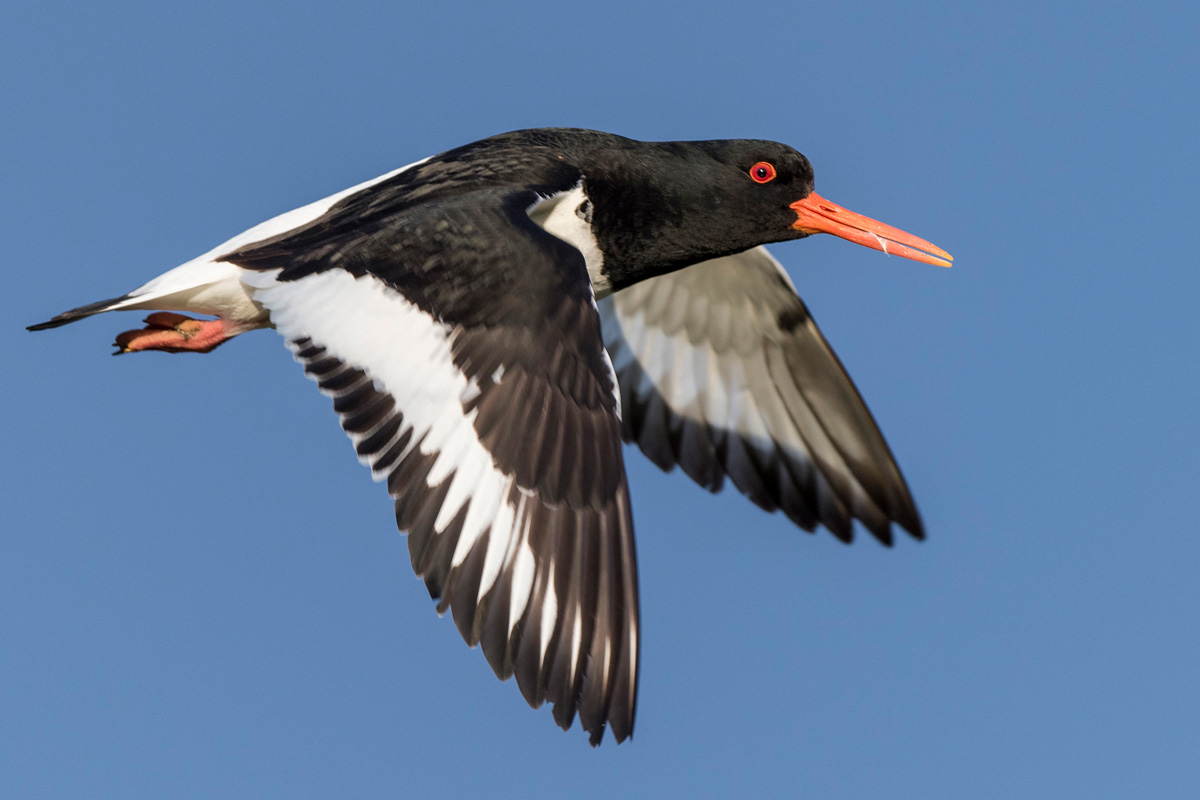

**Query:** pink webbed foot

left=114, top=312, right=240, bottom=354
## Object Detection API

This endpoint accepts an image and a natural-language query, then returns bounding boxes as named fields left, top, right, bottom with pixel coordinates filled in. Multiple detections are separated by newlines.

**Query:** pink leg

left=114, top=312, right=246, bottom=354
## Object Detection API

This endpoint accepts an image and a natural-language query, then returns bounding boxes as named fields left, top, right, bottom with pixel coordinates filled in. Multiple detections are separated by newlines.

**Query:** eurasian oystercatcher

left=29, top=128, right=952, bottom=744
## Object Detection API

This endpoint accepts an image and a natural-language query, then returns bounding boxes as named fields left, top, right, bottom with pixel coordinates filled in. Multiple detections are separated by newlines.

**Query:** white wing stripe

left=452, top=472, right=510, bottom=568
left=431, top=415, right=486, bottom=509
left=539, top=562, right=558, bottom=663
left=247, top=267, right=539, bottom=572
left=478, top=492, right=519, bottom=603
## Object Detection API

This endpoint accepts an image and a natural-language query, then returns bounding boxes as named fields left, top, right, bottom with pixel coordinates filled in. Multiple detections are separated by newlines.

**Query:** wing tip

left=892, top=496, right=926, bottom=542
left=828, top=498, right=924, bottom=546
left=581, top=712, right=635, bottom=747
left=900, top=516, right=926, bottom=542
left=857, top=511, right=925, bottom=547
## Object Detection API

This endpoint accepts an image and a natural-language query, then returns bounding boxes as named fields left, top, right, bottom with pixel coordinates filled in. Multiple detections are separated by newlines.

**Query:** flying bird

left=28, top=128, right=952, bottom=745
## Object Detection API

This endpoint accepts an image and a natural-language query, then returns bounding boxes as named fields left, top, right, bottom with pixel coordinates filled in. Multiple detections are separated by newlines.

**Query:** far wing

left=600, top=246, right=922, bottom=545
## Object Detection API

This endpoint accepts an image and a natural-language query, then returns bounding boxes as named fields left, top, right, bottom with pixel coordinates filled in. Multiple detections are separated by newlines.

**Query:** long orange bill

left=790, top=192, right=953, bottom=267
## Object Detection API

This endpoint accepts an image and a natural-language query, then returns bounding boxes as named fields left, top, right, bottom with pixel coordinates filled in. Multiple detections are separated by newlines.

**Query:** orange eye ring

left=749, top=161, right=777, bottom=183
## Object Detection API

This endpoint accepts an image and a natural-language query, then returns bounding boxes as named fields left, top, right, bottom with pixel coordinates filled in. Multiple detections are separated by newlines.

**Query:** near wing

left=232, top=187, right=638, bottom=744
left=599, top=246, right=923, bottom=545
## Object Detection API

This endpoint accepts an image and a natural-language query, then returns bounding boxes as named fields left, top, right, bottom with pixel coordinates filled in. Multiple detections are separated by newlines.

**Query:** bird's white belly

left=120, top=261, right=266, bottom=322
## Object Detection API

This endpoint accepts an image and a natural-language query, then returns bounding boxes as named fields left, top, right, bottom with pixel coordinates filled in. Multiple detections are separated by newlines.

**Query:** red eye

left=749, top=161, right=777, bottom=183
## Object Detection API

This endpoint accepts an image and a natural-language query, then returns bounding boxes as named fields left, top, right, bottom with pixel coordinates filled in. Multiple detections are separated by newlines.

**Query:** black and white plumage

left=600, top=246, right=922, bottom=545
left=29, top=128, right=951, bottom=745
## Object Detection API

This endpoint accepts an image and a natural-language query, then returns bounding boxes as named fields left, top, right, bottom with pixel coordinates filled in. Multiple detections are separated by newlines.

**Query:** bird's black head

left=566, top=132, right=951, bottom=291
left=576, top=137, right=821, bottom=290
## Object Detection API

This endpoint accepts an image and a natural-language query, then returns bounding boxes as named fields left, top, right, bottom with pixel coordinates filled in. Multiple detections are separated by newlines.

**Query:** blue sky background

left=4, top=1, right=1198, bottom=797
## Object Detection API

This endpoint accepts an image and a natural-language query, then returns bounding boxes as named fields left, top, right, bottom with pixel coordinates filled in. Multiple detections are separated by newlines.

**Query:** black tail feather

left=27, top=295, right=133, bottom=331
